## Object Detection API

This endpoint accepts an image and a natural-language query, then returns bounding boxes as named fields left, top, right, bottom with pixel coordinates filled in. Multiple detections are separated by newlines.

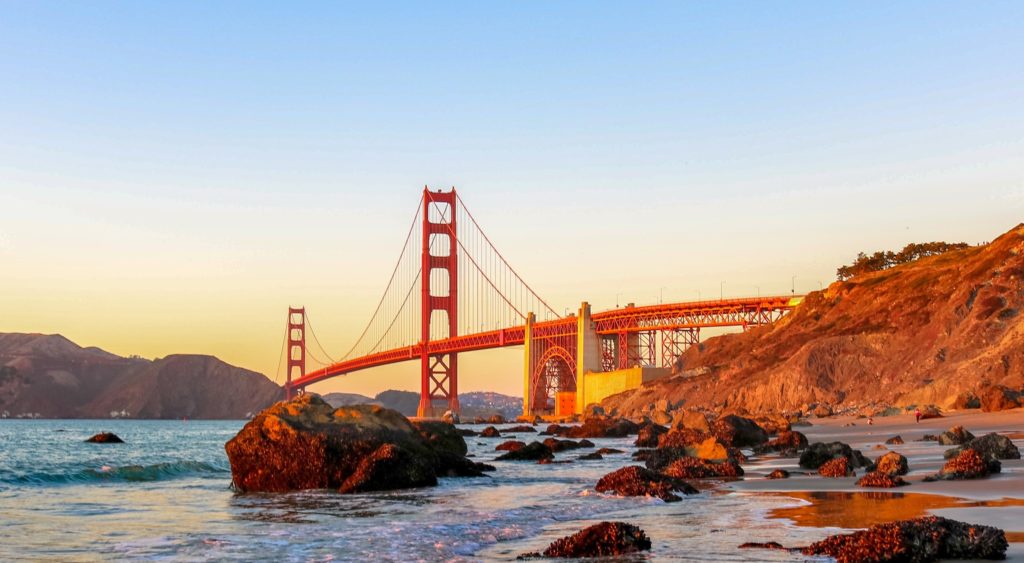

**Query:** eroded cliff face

left=0, top=333, right=282, bottom=418
left=602, top=224, right=1024, bottom=417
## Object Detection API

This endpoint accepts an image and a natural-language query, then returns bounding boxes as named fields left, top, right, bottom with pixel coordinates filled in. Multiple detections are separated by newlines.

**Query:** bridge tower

left=418, top=187, right=459, bottom=417
left=286, top=306, right=306, bottom=400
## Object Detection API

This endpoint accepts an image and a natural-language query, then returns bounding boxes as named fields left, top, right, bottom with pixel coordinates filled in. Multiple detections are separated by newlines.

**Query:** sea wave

left=4, top=460, right=230, bottom=485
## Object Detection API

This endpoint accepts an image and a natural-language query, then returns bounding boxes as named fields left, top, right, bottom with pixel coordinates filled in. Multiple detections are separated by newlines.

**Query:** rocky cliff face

left=0, top=333, right=282, bottom=418
left=602, top=224, right=1024, bottom=417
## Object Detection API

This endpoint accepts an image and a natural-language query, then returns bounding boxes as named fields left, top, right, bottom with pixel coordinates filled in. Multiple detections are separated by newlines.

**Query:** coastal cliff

left=602, top=224, right=1024, bottom=417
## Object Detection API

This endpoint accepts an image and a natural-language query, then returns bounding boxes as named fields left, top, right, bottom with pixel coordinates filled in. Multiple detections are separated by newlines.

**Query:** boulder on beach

left=634, top=422, right=668, bottom=447
left=671, top=409, right=712, bottom=432
left=765, top=469, right=790, bottom=479
left=885, top=435, right=904, bottom=445
left=224, top=395, right=487, bottom=493
left=937, top=425, right=975, bottom=446
left=943, top=432, right=1021, bottom=462
left=753, top=430, right=808, bottom=455
left=980, top=385, right=1022, bottom=412
left=799, top=442, right=869, bottom=469
left=495, top=441, right=554, bottom=461
left=85, top=432, right=124, bottom=443
left=919, top=405, right=943, bottom=419
left=595, top=466, right=698, bottom=502
left=952, top=391, right=981, bottom=410
left=517, top=522, right=652, bottom=559
left=872, top=451, right=909, bottom=476
left=930, top=449, right=1001, bottom=480
left=801, top=516, right=1007, bottom=562
left=711, top=414, right=769, bottom=447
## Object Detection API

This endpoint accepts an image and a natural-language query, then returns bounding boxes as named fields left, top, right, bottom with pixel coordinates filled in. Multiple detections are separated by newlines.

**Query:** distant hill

left=602, top=224, right=1024, bottom=417
left=0, top=333, right=282, bottom=419
left=320, top=389, right=522, bottom=418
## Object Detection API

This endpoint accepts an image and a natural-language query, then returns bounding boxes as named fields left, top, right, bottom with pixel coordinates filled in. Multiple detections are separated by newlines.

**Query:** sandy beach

left=726, top=408, right=1024, bottom=558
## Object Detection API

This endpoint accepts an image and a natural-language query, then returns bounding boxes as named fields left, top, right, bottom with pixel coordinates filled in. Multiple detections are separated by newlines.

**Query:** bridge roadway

left=290, top=295, right=802, bottom=393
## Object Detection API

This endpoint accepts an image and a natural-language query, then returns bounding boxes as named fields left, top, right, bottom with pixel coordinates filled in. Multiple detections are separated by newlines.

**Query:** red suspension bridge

left=282, top=187, right=803, bottom=417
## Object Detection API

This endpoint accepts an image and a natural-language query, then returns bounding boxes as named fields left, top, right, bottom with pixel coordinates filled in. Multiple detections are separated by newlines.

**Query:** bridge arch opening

left=531, top=346, right=576, bottom=414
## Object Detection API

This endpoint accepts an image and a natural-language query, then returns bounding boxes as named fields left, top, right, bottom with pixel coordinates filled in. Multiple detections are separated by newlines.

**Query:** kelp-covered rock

left=85, top=432, right=124, bottom=443
left=663, top=456, right=743, bottom=479
left=937, top=425, right=975, bottom=446
left=819, top=456, right=855, bottom=477
left=634, top=422, right=668, bottom=447
left=496, top=441, right=554, bottom=461
left=518, top=522, right=652, bottom=559
left=799, top=441, right=869, bottom=469
left=873, top=451, right=909, bottom=476
left=595, top=466, right=698, bottom=502
left=766, top=469, right=790, bottom=479
left=225, top=395, right=482, bottom=493
left=856, top=471, right=908, bottom=488
left=932, top=449, right=1001, bottom=480
left=753, top=430, right=808, bottom=455
left=711, top=414, right=768, bottom=447
left=657, top=427, right=710, bottom=449
left=944, top=433, right=1021, bottom=462
left=801, top=516, right=1007, bottom=562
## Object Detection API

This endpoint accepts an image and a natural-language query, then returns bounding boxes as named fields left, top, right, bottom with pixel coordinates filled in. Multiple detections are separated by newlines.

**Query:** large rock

left=657, top=427, right=710, bottom=449
left=944, top=433, right=1021, bottom=462
left=594, top=466, right=698, bottom=502
left=937, top=425, right=975, bottom=446
left=872, top=451, right=909, bottom=476
left=663, top=456, right=743, bottom=479
left=542, top=438, right=593, bottom=453
left=496, top=441, right=554, bottom=461
left=819, top=457, right=855, bottom=478
left=519, top=522, right=651, bottom=558
left=931, top=449, right=1001, bottom=480
left=495, top=440, right=526, bottom=452
left=753, top=430, right=808, bottom=455
left=634, top=422, right=668, bottom=447
left=711, top=414, right=769, bottom=447
left=799, top=441, right=869, bottom=469
left=672, top=409, right=711, bottom=432
left=952, top=391, right=981, bottom=410
left=980, top=385, right=1022, bottom=412
left=801, top=516, right=1007, bottom=562
left=85, top=432, right=124, bottom=443
left=225, top=396, right=481, bottom=493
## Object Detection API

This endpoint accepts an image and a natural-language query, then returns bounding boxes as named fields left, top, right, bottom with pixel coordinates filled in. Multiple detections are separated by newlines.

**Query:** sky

left=2, top=2, right=1022, bottom=398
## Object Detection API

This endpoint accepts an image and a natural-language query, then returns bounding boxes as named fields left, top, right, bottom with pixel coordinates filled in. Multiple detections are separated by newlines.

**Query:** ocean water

left=0, top=420, right=834, bottom=561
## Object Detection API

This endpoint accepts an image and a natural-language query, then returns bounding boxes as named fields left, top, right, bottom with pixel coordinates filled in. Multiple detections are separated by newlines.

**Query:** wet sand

left=727, top=407, right=1024, bottom=557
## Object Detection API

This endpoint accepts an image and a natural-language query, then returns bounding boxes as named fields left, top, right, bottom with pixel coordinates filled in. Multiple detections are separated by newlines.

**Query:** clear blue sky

left=2, top=2, right=1022, bottom=396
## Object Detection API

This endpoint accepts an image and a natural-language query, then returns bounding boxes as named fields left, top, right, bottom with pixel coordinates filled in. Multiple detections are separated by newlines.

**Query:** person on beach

left=914, top=407, right=921, bottom=423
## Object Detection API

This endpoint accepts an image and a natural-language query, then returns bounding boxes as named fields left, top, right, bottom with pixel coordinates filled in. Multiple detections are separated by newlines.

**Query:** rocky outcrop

left=980, top=385, right=1022, bottom=412
left=671, top=409, right=711, bottom=432
left=937, top=425, right=975, bottom=445
left=85, top=432, right=124, bottom=443
left=801, top=516, right=1007, bottom=562
left=224, top=396, right=485, bottom=493
left=495, top=441, right=554, bottom=461
left=600, top=225, right=1024, bottom=416
left=634, top=423, right=668, bottom=447
left=663, top=457, right=743, bottom=479
left=518, top=522, right=651, bottom=559
left=595, top=466, right=698, bottom=502
left=711, top=414, right=768, bottom=447
left=799, top=442, right=869, bottom=469
left=944, top=433, right=1021, bottom=461
left=753, top=430, right=808, bottom=455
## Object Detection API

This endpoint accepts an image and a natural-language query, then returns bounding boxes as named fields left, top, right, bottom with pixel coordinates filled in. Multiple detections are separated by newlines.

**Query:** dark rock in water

left=538, top=458, right=573, bottom=465
left=562, top=417, right=640, bottom=438
left=871, top=451, right=909, bottom=476
left=944, top=433, right=1021, bottom=462
left=801, top=516, right=1007, bottom=562
left=518, top=521, right=652, bottom=559
left=578, top=452, right=603, bottom=460
left=663, top=456, right=743, bottom=479
left=766, top=469, right=790, bottom=479
left=543, top=438, right=588, bottom=452
left=712, top=414, right=769, bottom=447
left=495, top=441, right=554, bottom=461
left=885, top=435, right=904, bottom=445
left=502, top=425, right=537, bottom=433
left=85, top=432, right=124, bottom=443
left=856, top=471, right=908, bottom=488
left=819, top=456, right=855, bottom=478
left=480, top=426, right=501, bottom=438
left=596, top=447, right=624, bottom=455
left=930, top=449, right=1001, bottom=480
left=224, top=395, right=481, bottom=493
left=634, top=422, right=668, bottom=447
left=595, top=466, right=697, bottom=502
left=495, top=440, right=526, bottom=452
left=799, top=442, right=869, bottom=469
left=641, top=447, right=687, bottom=471
left=753, top=430, right=808, bottom=455
left=541, top=423, right=570, bottom=436
left=937, top=425, right=975, bottom=446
